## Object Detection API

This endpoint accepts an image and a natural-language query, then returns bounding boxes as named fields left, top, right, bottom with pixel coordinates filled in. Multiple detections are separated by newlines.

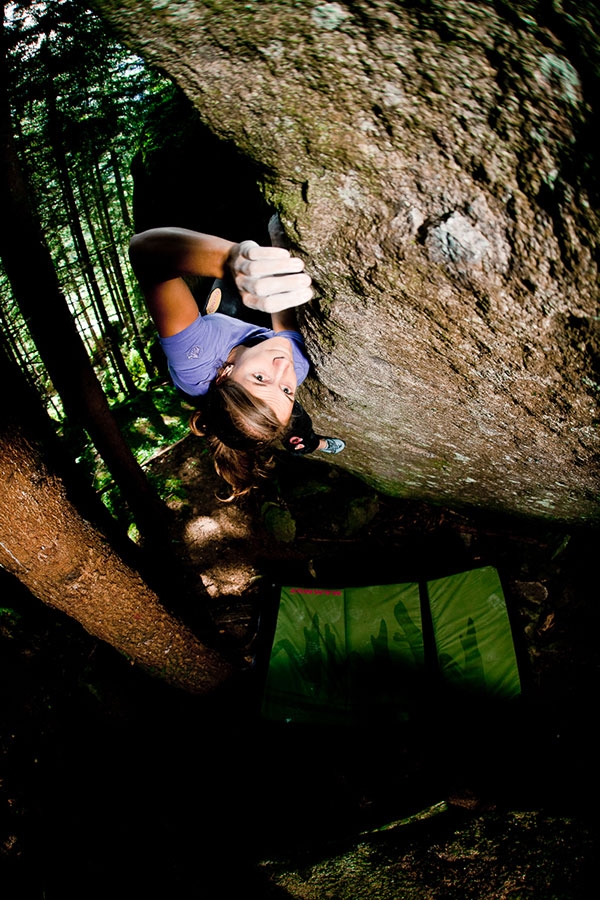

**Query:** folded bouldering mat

left=261, top=566, right=521, bottom=726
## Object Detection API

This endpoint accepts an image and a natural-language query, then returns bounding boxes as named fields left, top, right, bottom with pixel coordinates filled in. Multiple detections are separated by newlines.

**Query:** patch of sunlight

left=200, top=562, right=256, bottom=598
left=133, top=417, right=160, bottom=439
left=185, top=508, right=250, bottom=544
left=159, top=475, right=187, bottom=503
left=185, top=516, right=221, bottom=543
left=128, top=522, right=141, bottom=544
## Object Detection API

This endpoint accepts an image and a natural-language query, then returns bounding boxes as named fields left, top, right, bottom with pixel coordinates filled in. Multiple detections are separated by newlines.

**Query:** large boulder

left=93, top=0, right=600, bottom=523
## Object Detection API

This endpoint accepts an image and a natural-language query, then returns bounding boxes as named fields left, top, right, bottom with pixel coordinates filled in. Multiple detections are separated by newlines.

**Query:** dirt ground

left=2, top=435, right=599, bottom=898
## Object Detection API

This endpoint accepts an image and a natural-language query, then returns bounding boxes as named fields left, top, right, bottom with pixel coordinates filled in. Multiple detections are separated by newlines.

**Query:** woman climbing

left=129, top=220, right=345, bottom=499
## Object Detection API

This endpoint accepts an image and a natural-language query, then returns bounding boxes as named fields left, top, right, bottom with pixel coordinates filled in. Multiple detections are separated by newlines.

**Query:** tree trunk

left=0, top=297, right=35, bottom=389
left=0, top=343, right=232, bottom=695
left=87, top=157, right=154, bottom=377
left=0, top=424, right=233, bottom=693
left=44, top=82, right=138, bottom=395
left=90, top=0, right=600, bottom=524
left=0, top=23, right=165, bottom=539
left=109, top=144, right=132, bottom=228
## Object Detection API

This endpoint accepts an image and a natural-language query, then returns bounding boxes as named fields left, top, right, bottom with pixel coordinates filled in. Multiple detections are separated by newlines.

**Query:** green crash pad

left=261, top=567, right=521, bottom=726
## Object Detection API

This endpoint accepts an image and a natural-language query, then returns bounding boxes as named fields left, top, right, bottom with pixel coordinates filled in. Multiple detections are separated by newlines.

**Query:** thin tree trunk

left=44, top=78, right=138, bottom=395
left=51, top=231, right=106, bottom=356
left=78, top=167, right=125, bottom=324
left=70, top=178, right=134, bottom=396
left=89, top=156, right=154, bottom=376
left=109, top=145, right=132, bottom=229
left=0, top=291, right=61, bottom=414
left=0, top=297, right=35, bottom=389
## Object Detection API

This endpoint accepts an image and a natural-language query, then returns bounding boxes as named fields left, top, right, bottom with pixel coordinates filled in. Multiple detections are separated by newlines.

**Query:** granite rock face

left=92, top=0, right=600, bottom=522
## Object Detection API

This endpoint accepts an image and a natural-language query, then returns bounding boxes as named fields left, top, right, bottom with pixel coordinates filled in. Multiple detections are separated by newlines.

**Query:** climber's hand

left=229, top=240, right=313, bottom=313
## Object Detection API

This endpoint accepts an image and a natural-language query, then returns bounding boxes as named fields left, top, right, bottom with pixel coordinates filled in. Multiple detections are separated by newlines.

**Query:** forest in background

left=1, top=0, right=190, bottom=533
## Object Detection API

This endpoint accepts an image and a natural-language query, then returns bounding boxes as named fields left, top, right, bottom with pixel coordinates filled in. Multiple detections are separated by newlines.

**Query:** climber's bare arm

left=129, top=227, right=312, bottom=337
left=271, top=308, right=300, bottom=332
left=129, top=228, right=233, bottom=337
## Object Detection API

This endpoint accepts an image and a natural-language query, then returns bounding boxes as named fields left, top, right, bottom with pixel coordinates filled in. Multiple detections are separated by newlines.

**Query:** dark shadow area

left=1, top=487, right=599, bottom=897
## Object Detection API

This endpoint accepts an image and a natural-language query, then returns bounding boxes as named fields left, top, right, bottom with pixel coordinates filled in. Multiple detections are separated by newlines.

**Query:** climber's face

left=226, top=337, right=297, bottom=424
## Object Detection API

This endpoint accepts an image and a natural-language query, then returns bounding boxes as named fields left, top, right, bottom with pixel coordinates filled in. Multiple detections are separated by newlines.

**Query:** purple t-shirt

left=159, top=313, right=310, bottom=397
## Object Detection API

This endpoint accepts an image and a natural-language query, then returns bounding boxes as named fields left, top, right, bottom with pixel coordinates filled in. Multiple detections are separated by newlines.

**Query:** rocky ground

left=1, top=434, right=599, bottom=897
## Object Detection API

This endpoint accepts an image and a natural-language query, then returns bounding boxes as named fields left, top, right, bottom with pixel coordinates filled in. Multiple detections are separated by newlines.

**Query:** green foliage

left=125, top=343, right=152, bottom=388
left=71, top=382, right=193, bottom=522
left=2, top=1, right=194, bottom=533
left=0, top=606, right=23, bottom=634
left=2, top=0, right=175, bottom=419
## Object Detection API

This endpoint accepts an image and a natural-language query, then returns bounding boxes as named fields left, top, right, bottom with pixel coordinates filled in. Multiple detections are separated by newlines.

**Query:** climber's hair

left=189, top=368, right=288, bottom=500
